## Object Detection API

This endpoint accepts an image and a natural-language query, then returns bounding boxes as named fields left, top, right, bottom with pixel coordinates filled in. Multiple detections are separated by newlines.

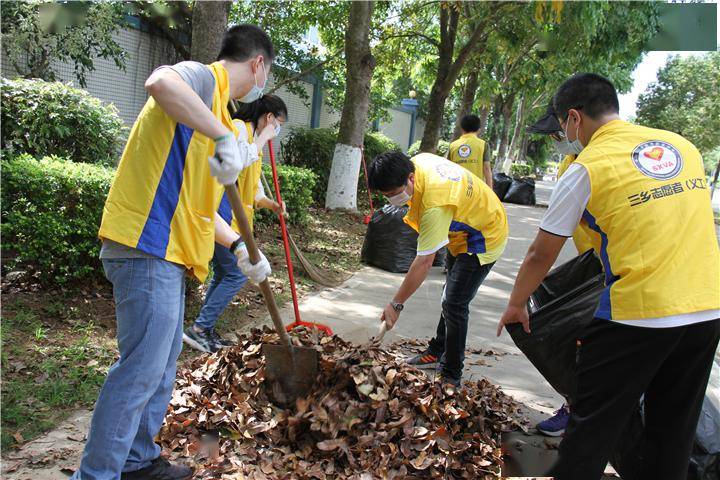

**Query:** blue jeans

left=428, top=253, right=495, bottom=381
left=194, top=242, right=247, bottom=331
left=72, top=258, right=186, bottom=479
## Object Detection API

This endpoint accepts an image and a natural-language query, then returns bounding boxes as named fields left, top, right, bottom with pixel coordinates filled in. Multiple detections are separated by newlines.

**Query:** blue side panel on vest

left=583, top=209, right=617, bottom=319
left=136, top=123, right=193, bottom=258
left=450, top=220, right=487, bottom=254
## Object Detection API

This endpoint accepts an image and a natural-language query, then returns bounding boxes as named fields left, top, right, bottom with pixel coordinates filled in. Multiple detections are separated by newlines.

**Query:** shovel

left=223, top=181, right=318, bottom=404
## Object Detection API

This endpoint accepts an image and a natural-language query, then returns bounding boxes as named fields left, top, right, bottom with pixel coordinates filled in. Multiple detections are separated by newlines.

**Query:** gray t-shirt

left=99, top=61, right=216, bottom=260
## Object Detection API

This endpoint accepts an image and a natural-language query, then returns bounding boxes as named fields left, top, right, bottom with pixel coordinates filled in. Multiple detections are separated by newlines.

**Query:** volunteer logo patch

left=631, top=141, right=683, bottom=180
left=458, top=144, right=472, bottom=158
left=435, top=162, right=463, bottom=182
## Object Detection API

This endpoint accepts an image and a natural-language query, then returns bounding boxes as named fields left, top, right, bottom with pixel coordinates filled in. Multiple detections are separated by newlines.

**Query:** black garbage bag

left=509, top=250, right=604, bottom=400
left=493, top=172, right=513, bottom=200
left=688, top=359, right=720, bottom=480
left=504, top=177, right=536, bottom=205
left=361, top=204, right=418, bottom=273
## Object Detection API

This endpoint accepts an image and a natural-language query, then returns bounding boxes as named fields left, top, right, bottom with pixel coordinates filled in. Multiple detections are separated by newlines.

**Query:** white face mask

left=238, top=61, right=267, bottom=104
left=553, top=138, right=576, bottom=155
left=387, top=184, right=411, bottom=207
left=274, top=123, right=282, bottom=136
left=563, top=113, right=584, bottom=155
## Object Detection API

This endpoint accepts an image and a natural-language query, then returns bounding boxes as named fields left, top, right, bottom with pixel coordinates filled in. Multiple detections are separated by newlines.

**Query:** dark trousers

left=550, top=317, right=720, bottom=480
left=427, top=253, right=495, bottom=381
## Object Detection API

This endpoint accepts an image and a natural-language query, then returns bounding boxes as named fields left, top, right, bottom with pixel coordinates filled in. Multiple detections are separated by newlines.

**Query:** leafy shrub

left=1, top=77, right=125, bottom=165
left=510, top=163, right=533, bottom=178
left=0, top=155, right=318, bottom=284
left=1, top=154, right=115, bottom=284
left=255, top=163, right=317, bottom=226
left=363, top=131, right=401, bottom=160
left=281, top=127, right=337, bottom=204
left=282, top=127, right=401, bottom=204
left=407, top=139, right=450, bottom=157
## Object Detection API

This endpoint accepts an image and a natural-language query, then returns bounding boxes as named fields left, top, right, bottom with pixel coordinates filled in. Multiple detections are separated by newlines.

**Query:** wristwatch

left=390, top=301, right=404, bottom=312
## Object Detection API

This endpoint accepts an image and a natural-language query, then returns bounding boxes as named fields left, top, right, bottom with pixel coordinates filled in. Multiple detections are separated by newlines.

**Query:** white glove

left=209, top=133, right=242, bottom=185
left=232, top=241, right=271, bottom=284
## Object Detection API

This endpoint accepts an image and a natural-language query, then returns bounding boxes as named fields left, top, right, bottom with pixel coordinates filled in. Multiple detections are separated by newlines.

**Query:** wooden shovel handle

left=224, top=183, right=293, bottom=350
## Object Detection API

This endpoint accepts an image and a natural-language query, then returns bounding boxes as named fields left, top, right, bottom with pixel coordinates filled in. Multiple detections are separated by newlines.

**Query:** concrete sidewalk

left=285, top=191, right=575, bottom=422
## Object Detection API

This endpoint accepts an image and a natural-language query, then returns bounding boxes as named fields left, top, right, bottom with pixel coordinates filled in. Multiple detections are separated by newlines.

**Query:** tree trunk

left=191, top=1, right=231, bottom=64
left=506, top=94, right=527, bottom=161
left=519, top=132, right=529, bottom=162
left=452, top=69, right=479, bottom=140
left=487, top=96, right=503, bottom=159
left=496, top=94, right=515, bottom=172
left=325, top=1, right=375, bottom=210
left=478, top=105, right=490, bottom=137
left=419, top=5, right=494, bottom=153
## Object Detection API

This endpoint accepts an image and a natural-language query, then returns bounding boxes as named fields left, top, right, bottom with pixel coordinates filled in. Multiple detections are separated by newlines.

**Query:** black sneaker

left=207, top=329, right=234, bottom=349
left=121, top=457, right=192, bottom=480
left=406, top=349, right=440, bottom=369
left=183, top=326, right=218, bottom=353
left=440, top=375, right=461, bottom=388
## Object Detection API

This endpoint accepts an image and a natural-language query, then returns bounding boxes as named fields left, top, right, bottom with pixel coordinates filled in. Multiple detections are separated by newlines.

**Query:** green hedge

left=1, top=155, right=317, bottom=284
left=255, top=163, right=317, bottom=226
left=1, top=154, right=115, bottom=284
left=510, top=163, right=533, bottom=178
left=281, top=127, right=400, bottom=204
left=1, top=77, right=125, bottom=165
left=407, top=139, right=450, bottom=157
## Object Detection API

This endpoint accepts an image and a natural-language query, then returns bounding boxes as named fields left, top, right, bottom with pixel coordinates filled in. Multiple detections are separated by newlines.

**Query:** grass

left=1, top=301, right=116, bottom=449
left=0, top=206, right=368, bottom=450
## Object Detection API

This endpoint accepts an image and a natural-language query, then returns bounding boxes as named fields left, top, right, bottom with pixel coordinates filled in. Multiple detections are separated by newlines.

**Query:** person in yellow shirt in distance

left=447, top=114, right=493, bottom=190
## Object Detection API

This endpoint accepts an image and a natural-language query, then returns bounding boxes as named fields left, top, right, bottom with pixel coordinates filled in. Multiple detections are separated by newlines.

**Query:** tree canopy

left=636, top=52, right=720, bottom=161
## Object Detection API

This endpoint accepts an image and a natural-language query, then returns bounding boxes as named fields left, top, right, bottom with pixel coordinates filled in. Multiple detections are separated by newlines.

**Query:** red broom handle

left=268, top=142, right=301, bottom=324
left=361, top=145, right=374, bottom=213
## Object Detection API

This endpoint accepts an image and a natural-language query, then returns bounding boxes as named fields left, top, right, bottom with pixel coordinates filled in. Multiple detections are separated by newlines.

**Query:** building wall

left=2, top=22, right=421, bottom=158
left=380, top=109, right=412, bottom=150
left=1, top=27, right=183, bottom=127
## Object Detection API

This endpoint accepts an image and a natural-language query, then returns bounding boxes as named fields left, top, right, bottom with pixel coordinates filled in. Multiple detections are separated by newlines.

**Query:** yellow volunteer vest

left=576, top=120, right=720, bottom=320
left=557, top=154, right=600, bottom=255
left=404, top=153, right=508, bottom=256
left=448, top=133, right=486, bottom=181
left=98, top=62, right=238, bottom=282
left=217, top=120, right=263, bottom=233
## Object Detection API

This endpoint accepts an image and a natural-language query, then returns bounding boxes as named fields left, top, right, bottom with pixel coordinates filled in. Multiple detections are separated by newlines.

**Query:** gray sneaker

left=207, top=329, right=234, bottom=349
left=182, top=327, right=218, bottom=353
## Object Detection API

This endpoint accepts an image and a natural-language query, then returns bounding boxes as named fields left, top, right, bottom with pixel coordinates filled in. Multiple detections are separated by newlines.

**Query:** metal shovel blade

left=262, top=343, right=319, bottom=404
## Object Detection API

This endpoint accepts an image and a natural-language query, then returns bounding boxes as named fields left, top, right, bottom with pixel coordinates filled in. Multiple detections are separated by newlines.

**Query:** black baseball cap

left=527, top=103, right=561, bottom=134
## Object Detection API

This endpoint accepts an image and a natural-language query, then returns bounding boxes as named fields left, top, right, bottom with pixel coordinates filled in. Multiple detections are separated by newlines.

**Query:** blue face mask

left=238, top=61, right=267, bottom=104
left=563, top=113, right=584, bottom=155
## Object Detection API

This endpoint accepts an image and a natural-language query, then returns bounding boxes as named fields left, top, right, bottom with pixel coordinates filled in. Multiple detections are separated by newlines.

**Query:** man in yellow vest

left=524, top=104, right=601, bottom=437
left=72, top=25, right=275, bottom=480
left=447, top=114, right=493, bottom=190
left=497, top=73, right=720, bottom=479
left=367, top=151, right=508, bottom=386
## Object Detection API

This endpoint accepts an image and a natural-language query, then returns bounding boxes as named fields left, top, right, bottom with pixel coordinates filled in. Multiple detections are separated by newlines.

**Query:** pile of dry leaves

left=160, top=328, right=523, bottom=479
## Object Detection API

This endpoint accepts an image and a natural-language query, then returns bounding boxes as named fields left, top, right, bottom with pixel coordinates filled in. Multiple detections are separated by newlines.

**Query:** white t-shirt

left=234, top=121, right=266, bottom=203
left=540, top=163, right=719, bottom=328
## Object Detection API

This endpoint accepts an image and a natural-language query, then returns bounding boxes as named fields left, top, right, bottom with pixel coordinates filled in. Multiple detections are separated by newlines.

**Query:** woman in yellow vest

left=498, top=73, right=720, bottom=479
left=183, top=95, right=287, bottom=353
left=74, top=25, right=276, bottom=480
left=367, top=151, right=508, bottom=386
left=447, top=114, right=493, bottom=189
